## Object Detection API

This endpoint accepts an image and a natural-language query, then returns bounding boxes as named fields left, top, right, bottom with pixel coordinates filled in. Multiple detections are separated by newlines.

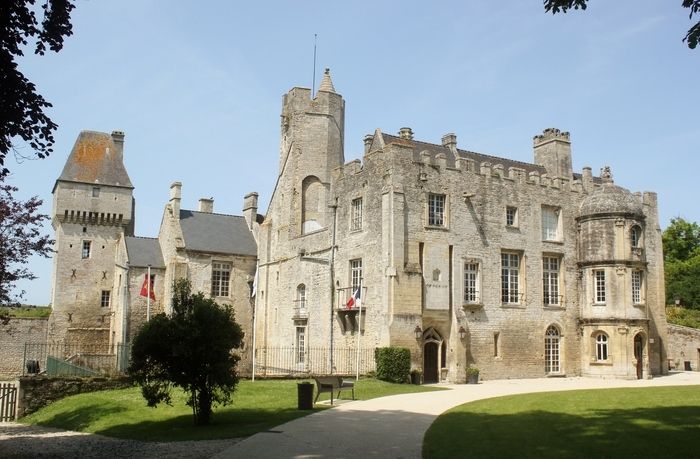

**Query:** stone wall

left=0, top=318, right=48, bottom=378
left=16, top=375, right=132, bottom=418
left=667, top=324, right=700, bottom=371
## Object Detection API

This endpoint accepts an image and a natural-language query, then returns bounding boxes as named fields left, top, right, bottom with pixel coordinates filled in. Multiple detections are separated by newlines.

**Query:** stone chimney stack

left=533, top=128, right=573, bottom=180
left=198, top=198, right=214, bottom=213
left=442, top=133, right=458, bottom=159
left=111, top=130, right=125, bottom=160
left=243, top=192, right=259, bottom=230
left=169, top=182, right=182, bottom=218
left=363, top=134, right=373, bottom=155
left=398, top=127, right=414, bottom=140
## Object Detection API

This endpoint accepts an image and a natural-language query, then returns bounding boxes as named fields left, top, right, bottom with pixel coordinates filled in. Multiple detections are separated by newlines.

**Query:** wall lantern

left=414, top=325, right=423, bottom=340
left=458, top=326, right=467, bottom=340
left=675, top=297, right=682, bottom=307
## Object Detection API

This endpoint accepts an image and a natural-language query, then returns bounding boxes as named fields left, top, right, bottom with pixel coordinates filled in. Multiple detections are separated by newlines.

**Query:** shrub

left=374, top=347, right=411, bottom=383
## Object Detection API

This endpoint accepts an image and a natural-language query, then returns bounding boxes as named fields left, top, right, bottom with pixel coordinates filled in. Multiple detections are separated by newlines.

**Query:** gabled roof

left=179, top=210, right=257, bottom=256
left=56, top=130, right=133, bottom=189
left=125, top=237, right=165, bottom=268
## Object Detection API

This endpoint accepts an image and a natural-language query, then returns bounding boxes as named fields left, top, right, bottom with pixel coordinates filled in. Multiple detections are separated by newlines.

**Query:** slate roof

left=56, top=131, right=133, bottom=188
left=125, top=237, right=165, bottom=268
left=179, top=210, right=257, bottom=256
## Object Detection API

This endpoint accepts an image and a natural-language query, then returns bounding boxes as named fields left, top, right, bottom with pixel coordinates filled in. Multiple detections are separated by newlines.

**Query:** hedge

left=374, top=347, right=411, bottom=383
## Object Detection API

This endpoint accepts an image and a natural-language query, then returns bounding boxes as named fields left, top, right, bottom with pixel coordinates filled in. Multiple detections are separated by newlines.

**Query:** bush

left=374, top=347, right=411, bottom=383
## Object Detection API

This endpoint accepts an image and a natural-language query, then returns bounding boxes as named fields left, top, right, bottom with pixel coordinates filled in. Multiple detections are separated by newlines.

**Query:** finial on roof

left=318, top=68, right=336, bottom=93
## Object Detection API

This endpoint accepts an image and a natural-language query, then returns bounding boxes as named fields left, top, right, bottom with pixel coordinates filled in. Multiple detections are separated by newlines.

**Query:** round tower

left=577, top=167, right=650, bottom=379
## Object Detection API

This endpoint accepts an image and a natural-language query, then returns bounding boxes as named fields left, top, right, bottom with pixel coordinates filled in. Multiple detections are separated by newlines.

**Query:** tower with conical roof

left=48, top=130, right=135, bottom=347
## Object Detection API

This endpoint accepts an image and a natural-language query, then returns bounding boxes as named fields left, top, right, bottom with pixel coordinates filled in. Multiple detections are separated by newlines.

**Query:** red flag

left=346, top=289, right=360, bottom=309
left=140, top=274, right=156, bottom=301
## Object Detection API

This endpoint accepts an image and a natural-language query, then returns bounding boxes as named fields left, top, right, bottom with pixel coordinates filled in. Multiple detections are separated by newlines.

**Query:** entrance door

left=634, top=334, right=644, bottom=379
left=424, top=342, right=439, bottom=383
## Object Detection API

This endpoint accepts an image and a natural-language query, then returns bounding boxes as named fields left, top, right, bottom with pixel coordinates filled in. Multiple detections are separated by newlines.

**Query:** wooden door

left=424, top=342, right=439, bottom=383
left=634, top=334, right=643, bottom=379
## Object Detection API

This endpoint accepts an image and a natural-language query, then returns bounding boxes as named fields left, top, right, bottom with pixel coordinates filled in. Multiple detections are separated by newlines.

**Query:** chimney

left=111, top=130, right=125, bottom=160
left=398, top=127, right=414, bottom=140
left=198, top=198, right=214, bottom=213
left=442, top=133, right=458, bottom=159
left=169, top=182, right=182, bottom=217
left=243, top=192, right=259, bottom=230
left=363, top=134, right=373, bottom=155
left=533, top=128, right=573, bottom=180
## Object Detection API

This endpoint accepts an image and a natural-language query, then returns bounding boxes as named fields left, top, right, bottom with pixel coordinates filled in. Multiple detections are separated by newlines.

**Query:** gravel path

left=0, top=422, right=240, bottom=459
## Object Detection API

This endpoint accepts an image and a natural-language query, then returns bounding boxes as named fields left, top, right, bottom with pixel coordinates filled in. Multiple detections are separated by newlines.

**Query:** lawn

left=423, top=386, right=700, bottom=458
left=21, top=378, right=442, bottom=442
left=0, top=306, right=51, bottom=318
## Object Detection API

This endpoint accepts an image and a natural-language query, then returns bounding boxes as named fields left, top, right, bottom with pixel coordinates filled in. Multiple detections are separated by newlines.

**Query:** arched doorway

left=545, top=325, right=561, bottom=375
left=633, top=334, right=644, bottom=379
left=423, top=328, right=443, bottom=384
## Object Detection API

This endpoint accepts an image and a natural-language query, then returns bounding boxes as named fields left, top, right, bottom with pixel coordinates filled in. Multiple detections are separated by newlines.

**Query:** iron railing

left=254, top=346, right=376, bottom=377
left=23, top=343, right=130, bottom=377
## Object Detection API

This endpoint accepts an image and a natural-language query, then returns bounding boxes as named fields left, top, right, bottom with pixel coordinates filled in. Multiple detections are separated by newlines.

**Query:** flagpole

left=251, top=262, right=259, bottom=382
left=147, top=265, right=151, bottom=322
left=356, top=286, right=362, bottom=381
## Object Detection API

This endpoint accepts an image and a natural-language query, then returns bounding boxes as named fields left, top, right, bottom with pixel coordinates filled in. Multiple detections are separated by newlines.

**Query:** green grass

left=424, top=386, right=700, bottom=458
left=21, top=378, right=442, bottom=441
left=0, top=306, right=51, bottom=318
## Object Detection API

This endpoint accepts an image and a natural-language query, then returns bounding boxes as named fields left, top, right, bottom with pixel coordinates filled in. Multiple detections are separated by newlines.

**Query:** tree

left=0, top=178, right=53, bottom=305
left=129, top=279, right=244, bottom=426
left=544, top=0, right=700, bottom=50
left=1, top=0, right=76, bottom=177
left=663, top=218, right=700, bottom=308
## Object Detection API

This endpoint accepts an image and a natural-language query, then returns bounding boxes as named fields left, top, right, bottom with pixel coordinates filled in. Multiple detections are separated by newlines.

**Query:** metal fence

left=254, top=347, right=376, bottom=377
left=23, top=343, right=130, bottom=377
left=0, top=383, right=17, bottom=422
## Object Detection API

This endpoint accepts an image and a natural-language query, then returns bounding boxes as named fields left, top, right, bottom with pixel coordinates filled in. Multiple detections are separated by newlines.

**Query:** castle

left=48, top=70, right=668, bottom=382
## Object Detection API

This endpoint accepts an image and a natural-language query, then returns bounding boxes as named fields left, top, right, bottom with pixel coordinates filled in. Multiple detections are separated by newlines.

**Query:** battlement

left=533, top=127, right=571, bottom=146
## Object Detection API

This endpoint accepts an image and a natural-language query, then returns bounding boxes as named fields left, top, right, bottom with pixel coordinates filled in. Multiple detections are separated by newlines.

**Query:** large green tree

left=663, top=218, right=700, bottom=308
left=544, top=0, right=700, bottom=50
left=129, top=279, right=244, bottom=425
left=1, top=0, right=76, bottom=177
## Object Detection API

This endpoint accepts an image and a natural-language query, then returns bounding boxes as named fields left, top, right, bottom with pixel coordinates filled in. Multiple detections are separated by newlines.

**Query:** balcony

left=292, top=300, right=308, bottom=321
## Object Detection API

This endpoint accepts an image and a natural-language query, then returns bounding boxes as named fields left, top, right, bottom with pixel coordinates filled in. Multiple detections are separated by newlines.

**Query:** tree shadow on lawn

left=424, top=406, right=700, bottom=459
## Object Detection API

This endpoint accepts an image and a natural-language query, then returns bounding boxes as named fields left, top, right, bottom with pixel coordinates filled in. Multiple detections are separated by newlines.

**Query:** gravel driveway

left=0, top=422, right=240, bottom=459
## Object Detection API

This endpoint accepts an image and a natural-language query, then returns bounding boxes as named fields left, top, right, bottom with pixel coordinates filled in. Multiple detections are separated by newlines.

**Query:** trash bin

left=26, top=359, right=40, bottom=374
left=297, top=382, right=313, bottom=410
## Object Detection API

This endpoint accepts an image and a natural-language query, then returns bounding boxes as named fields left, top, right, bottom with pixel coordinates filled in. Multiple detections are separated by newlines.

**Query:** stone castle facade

left=48, top=70, right=669, bottom=382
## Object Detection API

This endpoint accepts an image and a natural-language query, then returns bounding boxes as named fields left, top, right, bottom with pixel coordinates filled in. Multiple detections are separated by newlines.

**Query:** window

left=506, top=206, right=518, bottom=227
left=632, top=270, right=643, bottom=304
left=545, top=326, right=561, bottom=373
left=428, top=193, right=446, bottom=227
left=541, top=206, right=561, bottom=241
left=594, top=269, right=606, bottom=303
left=295, top=326, right=306, bottom=365
left=92, top=187, right=100, bottom=198
left=101, top=290, right=111, bottom=308
left=542, top=256, right=560, bottom=306
left=350, top=259, right=363, bottom=298
left=464, top=262, right=480, bottom=303
left=631, top=225, right=642, bottom=248
left=211, top=262, right=231, bottom=297
left=595, top=333, right=609, bottom=361
left=501, top=252, right=520, bottom=304
left=494, top=332, right=500, bottom=358
left=81, top=240, right=91, bottom=259
left=351, top=197, right=363, bottom=231
left=296, top=284, right=306, bottom=310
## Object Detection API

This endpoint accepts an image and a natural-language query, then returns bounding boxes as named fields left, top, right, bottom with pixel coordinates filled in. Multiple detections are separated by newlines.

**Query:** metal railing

left=254, top=346, right=376, bottom=377
left=23, top=343, right=130, bottom=377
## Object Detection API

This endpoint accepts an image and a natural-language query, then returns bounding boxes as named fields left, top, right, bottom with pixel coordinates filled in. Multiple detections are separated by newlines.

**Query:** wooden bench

left=313, top=376, right=355, bottom=405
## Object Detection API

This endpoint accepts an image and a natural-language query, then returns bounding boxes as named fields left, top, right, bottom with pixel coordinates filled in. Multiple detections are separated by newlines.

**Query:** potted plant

left=410, top=369, right=422, bottom=385
left=466, top=366, right=480, bottom=384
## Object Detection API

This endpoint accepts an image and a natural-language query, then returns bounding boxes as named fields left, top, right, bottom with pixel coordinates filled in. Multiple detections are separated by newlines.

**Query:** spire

left=317, top=68, right=336, bottom=93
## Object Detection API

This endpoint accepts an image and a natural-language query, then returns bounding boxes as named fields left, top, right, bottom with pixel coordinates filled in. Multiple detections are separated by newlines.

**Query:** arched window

left=595, top=333, right=609, bottom=361
left=296, top=284, right=306, bottom=310
left=302, top=176, right=325, bottom=233
left=545, top=326, right=560, bottom=374
left=630, top=225, right=642, bottom=248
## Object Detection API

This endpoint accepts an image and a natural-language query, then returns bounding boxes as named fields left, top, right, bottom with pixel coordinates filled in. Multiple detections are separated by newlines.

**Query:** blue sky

left=8, top=0, right=699, bottom=305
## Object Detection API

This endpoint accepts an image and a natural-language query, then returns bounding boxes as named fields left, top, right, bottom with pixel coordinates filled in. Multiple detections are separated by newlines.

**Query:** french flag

left=346, top=289, right=361, bottom=309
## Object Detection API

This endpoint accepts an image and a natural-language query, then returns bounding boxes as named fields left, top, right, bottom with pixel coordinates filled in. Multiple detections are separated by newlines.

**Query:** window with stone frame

left=92, top=186, right=100, bottom=198
left=82, top=240, right=91, bottom=259
left=545, top=326, right=561, bottom=373
left=350, top=259, right=363, bottom=299
left=632, top=270, right=643, bottom=304
left=428, top=193, right=446, bottom=227
left=541, top=206, right=561, bottom=241
left=594, top=269, right=606, bottom=304
left=351, top=197, right=363, bottom=231
left=506, top=206, right=518, bottom=227
left=501, top=252, right=521, bottom=304
left=295, top=326, right=306, bottom=365
left=296, top=284, right=306, bottom=311
left=211, top=262, right=232, bottom=297
left=100, top=290, right=111, bottom=308
left=542, top=256, right=561, bottom=306
left=464, top=262, right=480, bottom=303
left=630, top=225, right=642, bottom=249
left=595, top=332, right=609, bottom=361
